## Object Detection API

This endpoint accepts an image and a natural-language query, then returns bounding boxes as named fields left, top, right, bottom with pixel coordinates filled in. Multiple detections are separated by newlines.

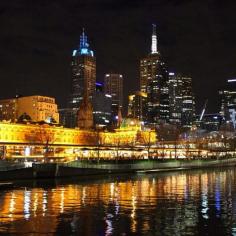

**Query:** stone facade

left=0, top=122, right=156, bottom=147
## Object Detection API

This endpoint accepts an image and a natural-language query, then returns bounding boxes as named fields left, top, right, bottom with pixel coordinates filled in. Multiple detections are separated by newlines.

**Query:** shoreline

left=0, top=157, right=236, bottom=181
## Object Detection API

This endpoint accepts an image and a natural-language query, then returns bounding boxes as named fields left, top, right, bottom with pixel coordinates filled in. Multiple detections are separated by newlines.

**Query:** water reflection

left=0, top=168, right=236, bottom=235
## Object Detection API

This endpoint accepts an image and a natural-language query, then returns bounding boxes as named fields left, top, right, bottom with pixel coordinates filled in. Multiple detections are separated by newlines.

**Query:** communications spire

left=80, top=27, right=88, bottom=49
left=74, top=28, right=94, bottom=57
left=151, top=24, right=157, bottom=54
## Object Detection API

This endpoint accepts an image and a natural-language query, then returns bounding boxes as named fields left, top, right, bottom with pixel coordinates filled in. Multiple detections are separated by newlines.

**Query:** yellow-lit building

left=0, top=95, right=59, bottom=123
left=0, top=121, right=156, bottom=160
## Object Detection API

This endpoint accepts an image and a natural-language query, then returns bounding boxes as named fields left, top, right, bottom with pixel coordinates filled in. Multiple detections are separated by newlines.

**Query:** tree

left=138, top=130, right=153, bottom=159
left=37, top=125, right=56, bottom=162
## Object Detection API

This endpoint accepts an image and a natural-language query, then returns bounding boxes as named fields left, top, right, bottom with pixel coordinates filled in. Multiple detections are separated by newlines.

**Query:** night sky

left=1, top=0, right=236, bottom=114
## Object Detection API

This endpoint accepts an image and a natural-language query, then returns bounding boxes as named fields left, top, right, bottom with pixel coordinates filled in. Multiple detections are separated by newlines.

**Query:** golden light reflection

left=0, top=169, right=233, bottom=234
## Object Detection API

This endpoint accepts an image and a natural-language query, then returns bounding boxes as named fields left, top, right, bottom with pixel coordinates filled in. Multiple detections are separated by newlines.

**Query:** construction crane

left=199, top=99, right=208, bottom=121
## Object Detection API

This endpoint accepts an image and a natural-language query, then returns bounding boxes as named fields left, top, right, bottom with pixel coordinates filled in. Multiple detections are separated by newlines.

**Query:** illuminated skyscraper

left=104, top=73, right=123, bottom=122
left=140, top=24, right=169, bottom=124
left=69, top=29, right=96, bottom=108
left=219, top=79, right=236, bottom=128
left=60, top=29, right=96, bottom=128
left=181, top=77, right=195, bottom=128
left=169, top=73, right=195, bottom=128
left=168, top=73, right=183, bottom=125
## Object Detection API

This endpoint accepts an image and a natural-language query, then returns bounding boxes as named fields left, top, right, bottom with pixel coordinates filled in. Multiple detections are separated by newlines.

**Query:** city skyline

left=0, top=1, right=236, bottom=113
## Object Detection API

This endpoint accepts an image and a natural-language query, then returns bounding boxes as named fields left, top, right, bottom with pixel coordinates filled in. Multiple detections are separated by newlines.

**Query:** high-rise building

left=69, top=29, right=96, bottom=108
left=168, top=73, right=195, bottom=128
left=219, top=79, right=236, bottom=128
left=168, top=73, right=183, bottom=125
left=0, top=95, right=59, bottom=123
left=92, top=82, right=112, bottom=127
left=60, top=29, right=96, bottom=128
left=181, top=77, right=195, bottom=128
left=128, top=91, right=147, bottom=122
left=104, top=73, right=123, bottom=122
left=140, top=24, right=169, bottom=124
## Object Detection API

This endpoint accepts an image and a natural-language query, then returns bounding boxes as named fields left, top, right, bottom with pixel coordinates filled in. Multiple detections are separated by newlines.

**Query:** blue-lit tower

left=69, top=28, right=96, bottom=109
left=59, top=29, right=96, bottom=128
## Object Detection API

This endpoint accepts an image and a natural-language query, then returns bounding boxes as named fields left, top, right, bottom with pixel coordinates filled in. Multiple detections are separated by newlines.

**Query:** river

left=0, top=167, right=236, bottom=235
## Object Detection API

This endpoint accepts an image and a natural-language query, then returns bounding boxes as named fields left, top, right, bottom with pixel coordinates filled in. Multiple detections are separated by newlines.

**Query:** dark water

left=1, top=168, right=236, bottom=236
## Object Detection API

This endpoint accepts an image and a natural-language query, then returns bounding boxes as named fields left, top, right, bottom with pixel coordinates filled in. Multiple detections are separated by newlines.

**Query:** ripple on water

left=0, top=168, right=236, bottom=235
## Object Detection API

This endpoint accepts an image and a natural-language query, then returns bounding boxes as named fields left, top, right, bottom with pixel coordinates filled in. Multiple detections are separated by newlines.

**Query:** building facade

left=168, top=73, right=195, bottom=129
left=92, top=83, right=112, bottom=127
left=104, top=73, right=123, bottom=122
left=219, top=79, right=236, bottom=128
left=128, top=91, right=147, bottom=122
left=140, top=24, right=169, bottom=124
left=181, top=77, right=195, bottom=128
left=0, top=122, right=156, bottom=160
left=195, top=113, right=223, bottom=131
left=0, top=95, right=59, bottom=123
left=168, top=73, right=183, bottom=125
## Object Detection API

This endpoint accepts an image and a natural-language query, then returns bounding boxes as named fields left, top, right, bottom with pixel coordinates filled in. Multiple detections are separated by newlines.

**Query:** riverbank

left=1, top=157, right=236, bottom=181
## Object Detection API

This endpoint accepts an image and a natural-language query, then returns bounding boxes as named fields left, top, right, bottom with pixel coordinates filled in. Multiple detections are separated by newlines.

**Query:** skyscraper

left=69, top=29, right=96, bottom=108
left=168, top=73, right=195, bottom=128
left=219, top=79, right=236, bottom=128
left=181, top=77, right=195, bottom=128
left=104, top=73, right=123, bottom=122
left=60, top=29, right=96, bottom=128
left=140, top=24, right=169, bottom=124
left=168, top=73, right=183, bottom=125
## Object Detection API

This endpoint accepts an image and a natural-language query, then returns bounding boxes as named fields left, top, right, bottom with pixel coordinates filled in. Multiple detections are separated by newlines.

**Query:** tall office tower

left=69, top=29, right=96, bottom=108
left=60, top=29, right=96, bottom=128
left=168, top=73, right=183, bottom=125
left=104, top=73, right=123, bottom=122
left=219, top=79, right=236, bottom=128
left=168, top=73, right=195, bottom=129
left=128, top=91, right=147, bottom=122
left=140, top=24, right=169, bottom=124
left=181, top=77, right=195, bottom=129
left=92, top=82, right=112, bottom=127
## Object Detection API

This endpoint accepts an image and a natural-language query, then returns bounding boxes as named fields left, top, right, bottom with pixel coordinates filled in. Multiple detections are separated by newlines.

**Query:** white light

left=151, top=35, right=157, bottom=54
left=25, top=147, right=30, bottom=156
left=228, top=79, right=236, bottom=82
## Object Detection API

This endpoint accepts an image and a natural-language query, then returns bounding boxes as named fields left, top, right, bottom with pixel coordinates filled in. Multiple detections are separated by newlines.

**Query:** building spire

left=75, top=28, right=94, bottom=57
left=80, top=27, right=88, bottom=49
left=151, top=24, right=157, bottom=54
